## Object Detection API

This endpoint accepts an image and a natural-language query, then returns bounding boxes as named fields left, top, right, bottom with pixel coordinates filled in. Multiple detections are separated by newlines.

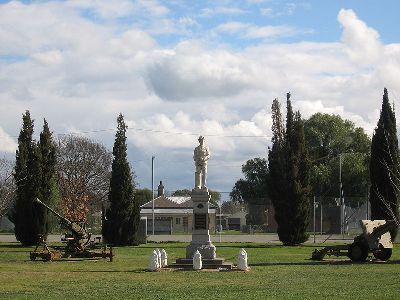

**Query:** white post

left=152, top=155, right=155, bottom=236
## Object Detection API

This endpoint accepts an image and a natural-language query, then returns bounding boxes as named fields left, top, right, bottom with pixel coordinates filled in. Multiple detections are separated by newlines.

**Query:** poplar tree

left=103, top=114, right=139, bottom=245
left=267, top=93, right=311, bottom=245
left=37, top=119, right=59, bottom=235
left=370, top=88, right=399, bottom=239
left=10, top=111, right=41, bottom=245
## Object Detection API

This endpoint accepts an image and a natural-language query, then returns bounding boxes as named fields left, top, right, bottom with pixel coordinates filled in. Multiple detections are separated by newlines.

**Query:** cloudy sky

left=1, top=0, right=399, bottom=199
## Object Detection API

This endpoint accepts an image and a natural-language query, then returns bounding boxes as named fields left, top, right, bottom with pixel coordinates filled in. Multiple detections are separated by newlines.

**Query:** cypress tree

left=10, top=111, right=41, bottom=245
left=37, top=119, right=59, bottom=235
left=103, top=113, right=139, bottom=245
left=370, top=88, right=399, bottom=239
left=268, top=93, right=311, bottom=245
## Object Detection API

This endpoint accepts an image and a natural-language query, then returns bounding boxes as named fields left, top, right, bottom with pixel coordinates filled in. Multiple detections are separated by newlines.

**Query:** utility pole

left=152, top=155, right=155, bottom=236
left=339, top=154, right=345, bottom=240
left=320, top=203, right=323, bottom=235
left=219, top=199, right=222, bottom=243
left=313, top=196, right=316, bottom=243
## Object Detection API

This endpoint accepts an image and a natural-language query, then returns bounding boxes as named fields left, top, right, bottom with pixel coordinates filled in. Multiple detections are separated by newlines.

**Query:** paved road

left=148, top=234, right=354, bottom=243
left=0, top=233, right=354, bottom=244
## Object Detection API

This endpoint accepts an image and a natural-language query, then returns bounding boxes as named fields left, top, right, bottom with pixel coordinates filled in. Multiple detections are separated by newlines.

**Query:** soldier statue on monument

left=193, top=136, right=210, bottom=190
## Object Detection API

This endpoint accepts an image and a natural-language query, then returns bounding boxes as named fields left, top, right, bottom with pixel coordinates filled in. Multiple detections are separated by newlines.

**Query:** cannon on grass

left=30, top=198, right=113, bottom=262
left=311, top=219, right=397, bottom=262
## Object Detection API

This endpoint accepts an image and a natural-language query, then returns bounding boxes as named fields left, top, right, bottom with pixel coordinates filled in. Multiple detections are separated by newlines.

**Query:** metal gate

left=147, top=218, right=172, bottom=234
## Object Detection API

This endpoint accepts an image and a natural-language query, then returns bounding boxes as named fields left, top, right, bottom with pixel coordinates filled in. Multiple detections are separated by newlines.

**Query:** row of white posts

left=148, top=248, right=249, bottom=271
left=148, top=249, right=168, bottom=271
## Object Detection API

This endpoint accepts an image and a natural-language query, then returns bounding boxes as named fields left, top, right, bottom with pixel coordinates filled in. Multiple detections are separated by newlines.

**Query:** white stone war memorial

left=186, top=136, right=216, bottom=259
left=172, top=136, right=232, bottom=269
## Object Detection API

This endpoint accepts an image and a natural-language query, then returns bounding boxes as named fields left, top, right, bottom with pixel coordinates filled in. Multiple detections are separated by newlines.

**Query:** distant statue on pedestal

left=193, top=136, right=210, bottom=190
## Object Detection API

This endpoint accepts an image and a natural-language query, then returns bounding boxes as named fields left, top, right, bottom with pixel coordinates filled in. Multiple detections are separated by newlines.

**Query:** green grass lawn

left=0, top=242, right=399, bottom=299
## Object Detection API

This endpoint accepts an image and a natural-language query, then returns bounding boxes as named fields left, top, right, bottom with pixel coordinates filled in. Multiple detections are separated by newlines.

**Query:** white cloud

left=145, top=41, right=252, bottom=101
left=338, top=8, right=382, bottom=64
left=216, top=22, right=249, bottom=34
left=0, top=128, right=17, bottom=153
left=245, top=25, right=304, bottom=39
left=200, top=6, right=247, bottom=17
left=216, top=21, right=312, bottom=39
left=260, top=7, right=273, bottom=17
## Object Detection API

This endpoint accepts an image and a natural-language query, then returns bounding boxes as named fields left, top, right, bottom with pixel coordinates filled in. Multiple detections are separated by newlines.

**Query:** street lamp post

left=219, top=200, right=222, bottom=243
left=339, top=153, right=346, bottom=240
left=313, top=196, right=316, bottom=243
left=152, top=155, right=155, bottom=236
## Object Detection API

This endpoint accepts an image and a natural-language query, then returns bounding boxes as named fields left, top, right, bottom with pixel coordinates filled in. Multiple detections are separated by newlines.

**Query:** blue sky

left=0, top=0, right=399, bottom=198
left=64, top=0, right=400, bottom=45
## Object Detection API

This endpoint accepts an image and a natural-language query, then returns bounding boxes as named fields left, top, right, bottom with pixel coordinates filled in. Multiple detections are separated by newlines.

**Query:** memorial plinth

left=186, top=188, right=216, bottom=259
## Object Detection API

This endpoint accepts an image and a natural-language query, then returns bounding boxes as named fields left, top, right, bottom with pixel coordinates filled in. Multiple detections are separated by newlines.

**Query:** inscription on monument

left=194, top=214, right=207, bottom=230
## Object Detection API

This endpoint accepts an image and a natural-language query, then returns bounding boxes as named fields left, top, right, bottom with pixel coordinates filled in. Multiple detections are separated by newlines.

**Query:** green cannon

left=311, top=219, right=397, bottom=262
left=30, top=198, right=113, bottom=262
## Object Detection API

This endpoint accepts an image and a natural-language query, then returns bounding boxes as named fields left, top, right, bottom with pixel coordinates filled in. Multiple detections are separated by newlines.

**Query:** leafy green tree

left=171, top=189, right=192, bottom=197
left=304, top=113, right=370, bottom=203
left=209, top=190, right=221, bottom=206
left=9, top=111, right=41, bottom=245
left=370, top=88, right=399, bottom=239
left=230, top=158, right=268, bottom=203
left=37, top=119, right=59, bottom=235
left=267, top=93, right=311, bottom=245
left=221, top=200, right=243, bottom=215
left=135, top=188, right=153, bottom=206
left=103, top=114, right=139, bottom=246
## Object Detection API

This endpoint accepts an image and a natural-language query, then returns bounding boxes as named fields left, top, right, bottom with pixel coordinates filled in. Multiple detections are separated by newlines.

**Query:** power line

left=0, top=126, right=269, bottom=140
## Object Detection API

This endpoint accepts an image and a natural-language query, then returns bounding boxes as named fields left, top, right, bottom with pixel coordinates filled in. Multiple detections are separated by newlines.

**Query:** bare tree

left=0, top=158, right=15, bottom=217
left=57, top=135, right=112, bottom=221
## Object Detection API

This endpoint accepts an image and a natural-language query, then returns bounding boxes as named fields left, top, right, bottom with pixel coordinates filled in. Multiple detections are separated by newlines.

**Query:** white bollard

left=156, top=248, right=162, bottom=268
left=148, top=249, right=159, bottom=271
left=193, top=250, right=202, bottom=270
left=160, top=249, right=168, bottom=267
left=237, top=248, right=248, bottom=271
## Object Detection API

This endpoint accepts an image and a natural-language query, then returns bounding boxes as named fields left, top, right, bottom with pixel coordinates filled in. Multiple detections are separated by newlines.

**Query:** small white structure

left=193, top=250, right=202, bottom=270
left=237, top=248, right=249, bottom=271
left=148, top=249, right=160, bottom=271
left=156, top=249, right=162, bottom=268
left=160, top=249, right=168, bottom=267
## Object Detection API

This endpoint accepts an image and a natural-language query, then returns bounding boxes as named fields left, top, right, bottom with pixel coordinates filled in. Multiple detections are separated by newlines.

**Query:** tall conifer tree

left=37, top=119, right=59, bottom=235
left=268, top=93, right=310, bottom=245
left=370, top=88, right=399, bottom=238
left=10, top=111, right=41, bottom=245
left=103, top=114, right=139, bottom=245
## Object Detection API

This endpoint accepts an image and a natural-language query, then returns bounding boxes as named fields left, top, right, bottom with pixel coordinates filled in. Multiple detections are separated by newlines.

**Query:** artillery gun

left=311, top=219, right=397, bottom=262
left=30, top=198, right=113, bottom=262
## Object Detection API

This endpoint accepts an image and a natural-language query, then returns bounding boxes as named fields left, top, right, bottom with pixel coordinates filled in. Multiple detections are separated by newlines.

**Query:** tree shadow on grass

left=0, top=243, right=32, bottom=252
left=134, top=245, right=186, bottom=250
left=217, top=243, right=329, bottom=249
left=251, top=259, right=400, bottom=267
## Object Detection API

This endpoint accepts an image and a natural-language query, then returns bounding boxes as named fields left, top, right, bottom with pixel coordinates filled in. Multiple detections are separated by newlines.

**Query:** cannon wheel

left=348, top=243, right=368, bottom=262
left=373, top=245, right=392, bottom=261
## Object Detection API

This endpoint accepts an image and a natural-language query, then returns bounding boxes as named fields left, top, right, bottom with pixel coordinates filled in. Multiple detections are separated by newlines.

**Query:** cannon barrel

left=34, top=198, right=88, bottom=240
left=369, top=220, right=397, bottom=239
left=34, top=198, right=72, bottom=227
